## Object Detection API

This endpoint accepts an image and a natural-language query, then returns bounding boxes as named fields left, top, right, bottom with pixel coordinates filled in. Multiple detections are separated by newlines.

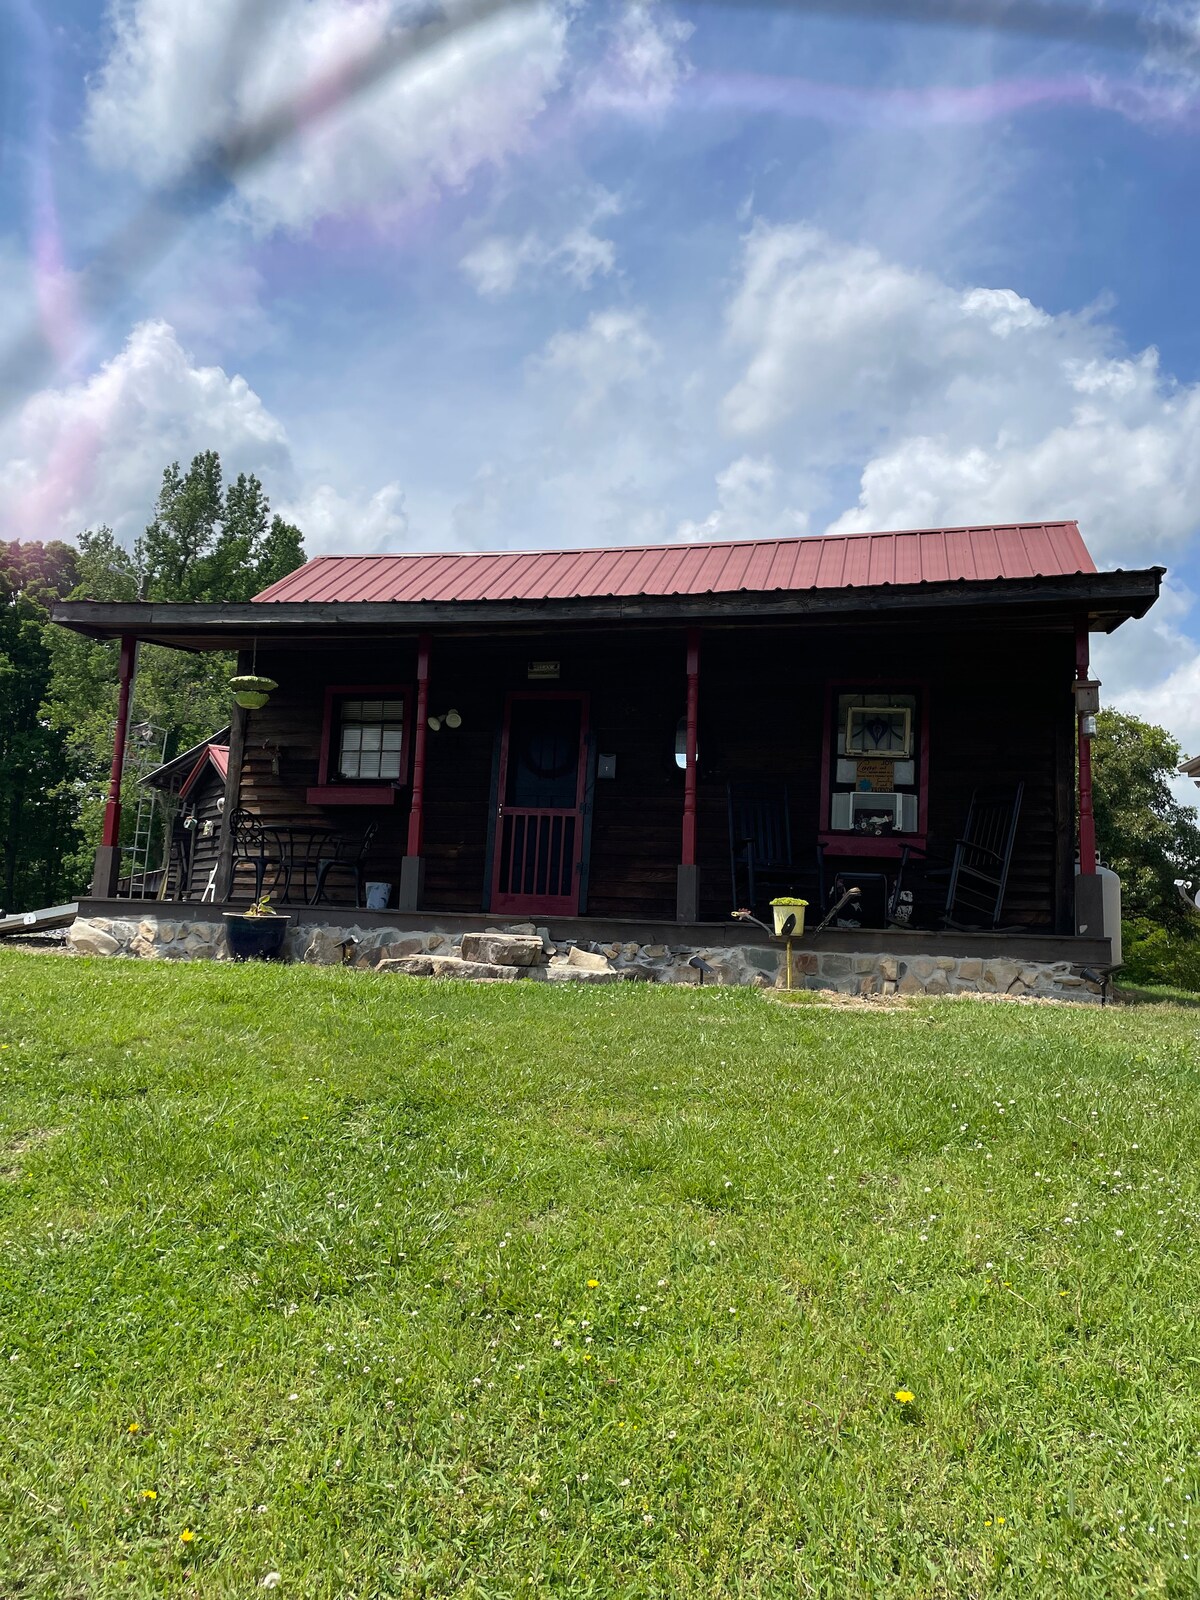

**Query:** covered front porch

left=52, top=553, right=1160, bottom=974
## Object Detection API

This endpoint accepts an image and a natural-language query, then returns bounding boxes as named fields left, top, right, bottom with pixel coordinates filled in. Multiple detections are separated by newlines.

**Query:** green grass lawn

left=1, top=953, right=1199, bottom=1598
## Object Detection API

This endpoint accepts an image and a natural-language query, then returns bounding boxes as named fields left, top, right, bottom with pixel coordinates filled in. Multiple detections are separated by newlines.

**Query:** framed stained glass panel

left=845, top=705, right=912, bottom=758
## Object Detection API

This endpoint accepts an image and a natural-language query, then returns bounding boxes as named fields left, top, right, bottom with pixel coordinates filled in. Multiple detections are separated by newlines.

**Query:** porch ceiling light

left=428, top=708, right=462, bottom=731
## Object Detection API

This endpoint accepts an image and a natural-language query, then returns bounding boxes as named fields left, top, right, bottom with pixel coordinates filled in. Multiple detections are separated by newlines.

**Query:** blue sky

left=2, top=0, right=1199, bottom=762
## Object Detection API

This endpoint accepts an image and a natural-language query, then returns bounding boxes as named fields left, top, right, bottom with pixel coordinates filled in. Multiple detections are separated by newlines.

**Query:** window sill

left=819, top=833, right=927, bottom=858
left=306, top=785, right=402, bottom=806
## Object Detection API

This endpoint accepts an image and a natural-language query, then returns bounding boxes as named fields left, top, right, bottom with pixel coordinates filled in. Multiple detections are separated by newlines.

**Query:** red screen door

left=491, top=692, right=589, bottom=917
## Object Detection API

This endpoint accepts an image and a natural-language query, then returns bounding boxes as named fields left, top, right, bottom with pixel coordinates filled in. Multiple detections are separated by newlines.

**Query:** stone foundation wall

left=788, top=949, right=1103, bottom=1002
left=65, top=914, right=1103, bottom=1000
left=65, top=916, right=781, bottom=986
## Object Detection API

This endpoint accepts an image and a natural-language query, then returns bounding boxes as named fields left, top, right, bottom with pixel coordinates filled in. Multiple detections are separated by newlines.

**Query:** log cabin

left=52, top=521, right=1162, bottom=972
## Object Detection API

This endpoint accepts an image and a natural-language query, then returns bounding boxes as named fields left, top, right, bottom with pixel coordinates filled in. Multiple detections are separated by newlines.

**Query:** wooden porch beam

left=49, top=567, right=1166, bottom=646
left=1075, top=618, right=1097, bottom=876
left=399, top=633, right=431, bottom=911
left=92, top=633, right=137, bottom=897
left=677, top=628, right=701, bottom=922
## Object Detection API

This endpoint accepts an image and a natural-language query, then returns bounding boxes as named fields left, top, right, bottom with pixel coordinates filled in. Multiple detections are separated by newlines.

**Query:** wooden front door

left=491, top=692, right=589, bottom=917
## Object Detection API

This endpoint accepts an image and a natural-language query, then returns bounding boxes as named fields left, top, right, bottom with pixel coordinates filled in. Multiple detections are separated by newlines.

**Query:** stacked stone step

left=378, top=931, right=547, bottom=981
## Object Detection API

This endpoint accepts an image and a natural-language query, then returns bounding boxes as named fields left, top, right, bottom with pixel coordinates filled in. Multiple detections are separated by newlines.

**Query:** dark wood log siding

left=233, top=622, right=1075, bottom=927
left=178, top=767, right=225, bottom=898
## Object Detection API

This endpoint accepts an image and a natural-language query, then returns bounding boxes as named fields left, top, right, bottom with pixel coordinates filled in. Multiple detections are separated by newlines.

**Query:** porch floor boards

left=77, top=898, right=1111, bottom=967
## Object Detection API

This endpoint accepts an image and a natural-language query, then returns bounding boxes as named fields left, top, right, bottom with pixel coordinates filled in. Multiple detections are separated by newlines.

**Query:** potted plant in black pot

left=223, top=896, right=291, bottom=961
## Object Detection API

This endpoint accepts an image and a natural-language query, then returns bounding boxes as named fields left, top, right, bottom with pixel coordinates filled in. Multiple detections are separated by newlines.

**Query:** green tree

left=0, top=541, right=83, bottom=910
left=134, top=453, right=304, bottom=603
left=1091, top=708, right=1200, bottom=927
left=35, top=454, right=306, bottom=902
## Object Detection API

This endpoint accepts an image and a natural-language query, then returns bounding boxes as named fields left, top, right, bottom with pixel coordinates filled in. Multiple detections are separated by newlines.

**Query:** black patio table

left=262, top=825, right=341, bottom=905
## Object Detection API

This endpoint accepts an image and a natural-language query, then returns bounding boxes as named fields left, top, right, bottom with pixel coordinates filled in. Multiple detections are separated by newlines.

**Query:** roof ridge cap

left=292, top=521, right=1081, bottom=565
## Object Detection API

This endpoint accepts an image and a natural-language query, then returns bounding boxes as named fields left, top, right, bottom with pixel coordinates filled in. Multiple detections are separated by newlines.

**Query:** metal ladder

left=121, top=723, right=169, bottom=897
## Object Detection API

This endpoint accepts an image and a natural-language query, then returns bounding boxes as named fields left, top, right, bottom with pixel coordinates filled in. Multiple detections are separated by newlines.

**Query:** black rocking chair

left=727, top=780, right=802, bottom=914
left=943, top=783, right=1024, bottom=930
left=310, top=823, right=380, bottom=909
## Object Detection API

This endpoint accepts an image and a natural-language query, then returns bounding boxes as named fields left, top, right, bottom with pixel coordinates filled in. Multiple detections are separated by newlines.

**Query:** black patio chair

left=228, top=809, right=281, bottom=900
left=942, top=782, right=1024, bottom=930
left=310, top=823, right=380, bottom=909
left=727, top=780, right=802, bottom=915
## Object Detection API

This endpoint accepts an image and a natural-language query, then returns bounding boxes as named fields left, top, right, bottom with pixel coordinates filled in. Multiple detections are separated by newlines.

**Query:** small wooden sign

left=527, top=660, right=560, bottom=680
left=855, top=758, right=894, bottom=791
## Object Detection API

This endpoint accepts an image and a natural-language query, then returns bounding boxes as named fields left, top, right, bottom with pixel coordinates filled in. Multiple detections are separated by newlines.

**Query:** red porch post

left=676, top=627, right=701, bottom=922
left=399, top=633, right=431, bottom=911
left=92, top=633, right=137, bottom=897
left=1073, top=615, right=1113, bottom=953
left=1075, top=619, right=1097, bottom=875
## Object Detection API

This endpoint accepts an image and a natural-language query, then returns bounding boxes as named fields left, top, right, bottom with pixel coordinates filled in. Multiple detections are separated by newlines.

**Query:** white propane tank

left=1098, top=865, right=1121, bottom=966
left=1075, top=862, right=1122, bottom=966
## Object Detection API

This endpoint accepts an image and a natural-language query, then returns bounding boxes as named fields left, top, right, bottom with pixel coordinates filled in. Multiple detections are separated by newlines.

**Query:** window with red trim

left=819, top=683, right=929, bottom=852
left=308, top=683, right=412, bottom=805
left=334, top=695, right=406, bottom=780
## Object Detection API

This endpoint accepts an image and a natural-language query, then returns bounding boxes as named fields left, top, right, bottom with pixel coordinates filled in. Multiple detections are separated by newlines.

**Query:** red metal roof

left=179, top=744, right=228, bottom=800
left=253, top=522, right=1096, bottom=605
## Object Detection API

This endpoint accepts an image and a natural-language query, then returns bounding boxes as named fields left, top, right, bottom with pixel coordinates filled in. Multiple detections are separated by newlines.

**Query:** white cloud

left=580, top=1, right=693, bottom=116
left=0, top=319, right=290, bottom=543
left=1091, top=576, right=1200, bottom=777
left=279, top=481, right=409, bottom=555
left=86, top=0, right=568, bottom=233
left=719, top=222, right=1200, bottom=568
left=722, top=225, right=952, bottom=442
left=1111, top=648, right=1200, bottom=800
left=0, top=317, right=410, bottom=560
left=676, top=455, right=808, bottom=541
left=460, top=188, right=621, bottom=297
left=532, top=306, right=662, bottom=420
left=1092, top=1, right=1200, bottom=124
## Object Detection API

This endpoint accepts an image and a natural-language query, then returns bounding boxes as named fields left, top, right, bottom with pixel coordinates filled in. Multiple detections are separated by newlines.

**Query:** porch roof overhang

left=50, top=566, right=1163, bottom=652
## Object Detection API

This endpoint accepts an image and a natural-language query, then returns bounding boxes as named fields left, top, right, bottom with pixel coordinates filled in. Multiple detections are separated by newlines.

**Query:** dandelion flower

left=894, top=1390, right=915, bottom=1404
left=179, top=1529, right=196, bottom=1544
left=142, top=1490, right=157, bottom=1501
left=127, top=1422, right=140, bottom=1434
left=996, top=1516, right=1006, bottom=1525
left=586, top=1279, right=599, bottom=1288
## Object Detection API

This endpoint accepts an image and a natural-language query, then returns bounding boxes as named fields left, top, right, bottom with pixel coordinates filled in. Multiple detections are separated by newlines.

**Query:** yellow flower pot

left=770, top=899, right=807, bottom=937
